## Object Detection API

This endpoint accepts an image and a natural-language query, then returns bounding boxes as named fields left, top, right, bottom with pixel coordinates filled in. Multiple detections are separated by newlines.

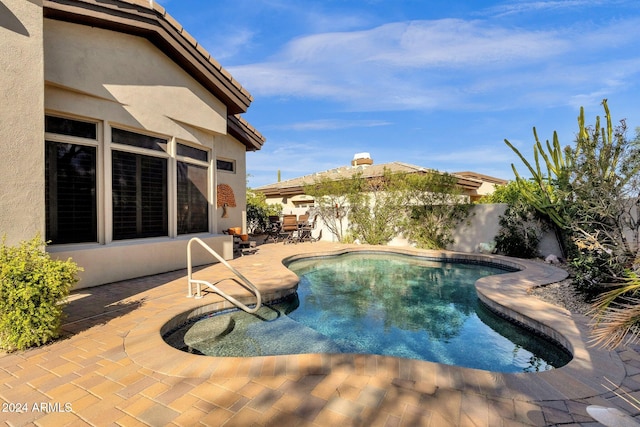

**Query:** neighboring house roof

left=43, top=0, right=265, bottom=151
left=255, top=161, right=502, bottom=198
left=453, top=171, right=509, bottom=186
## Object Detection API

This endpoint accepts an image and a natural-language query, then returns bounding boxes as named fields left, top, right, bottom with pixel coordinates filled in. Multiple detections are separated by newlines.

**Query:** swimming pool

left=164, top=251, right=571, bottom=373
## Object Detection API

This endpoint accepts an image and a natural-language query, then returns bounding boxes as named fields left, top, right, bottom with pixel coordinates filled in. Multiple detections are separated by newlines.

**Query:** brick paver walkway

left=1, top=241, right=640, bottom=426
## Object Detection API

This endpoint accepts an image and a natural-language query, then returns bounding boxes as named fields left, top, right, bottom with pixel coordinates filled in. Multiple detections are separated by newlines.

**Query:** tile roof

left=254, top=161, right=496, bottom=197
left=454, top=171, right=509, bottom=185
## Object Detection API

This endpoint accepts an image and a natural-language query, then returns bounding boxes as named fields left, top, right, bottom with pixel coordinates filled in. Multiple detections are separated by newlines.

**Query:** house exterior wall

left=43, top=19, right=228, bottom=139
left=475, top=181, right=500, bottom=196
left=0, top=18, right=252, bottom=288
left=265, top=195, right=299, bottom=212
left=215, top=134, right=248, bottom=233
left=0, top=0, right=45, bottom=245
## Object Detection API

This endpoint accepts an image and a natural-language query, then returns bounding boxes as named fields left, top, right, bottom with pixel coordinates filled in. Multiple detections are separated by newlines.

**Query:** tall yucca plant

left=504, top=129, right=571, bottom=230
left=505, top=128, right=572, bottom=260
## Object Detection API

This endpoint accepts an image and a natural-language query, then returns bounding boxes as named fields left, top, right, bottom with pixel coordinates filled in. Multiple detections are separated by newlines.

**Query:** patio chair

left=299, top=215, right=318, bottom=242
left=280, top=214, right=299, bottom=244
left=264, top=215, right=281, bottom=243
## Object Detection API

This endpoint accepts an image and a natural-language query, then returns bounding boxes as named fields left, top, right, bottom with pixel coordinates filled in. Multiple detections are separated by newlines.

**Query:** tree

left=400, top=171, right=471, bottom=249
left=347, top=169, right=404, bottom=245
left=305, top=169, right=471, bottom=247
left=479, top=180, right=550, bottom=258
left=304, top=174, right=359, bottom=242
left=246, top=187, right=281, bottom=234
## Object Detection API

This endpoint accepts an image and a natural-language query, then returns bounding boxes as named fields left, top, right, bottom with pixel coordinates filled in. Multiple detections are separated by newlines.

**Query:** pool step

left=180, top=308, right=343, bottom=357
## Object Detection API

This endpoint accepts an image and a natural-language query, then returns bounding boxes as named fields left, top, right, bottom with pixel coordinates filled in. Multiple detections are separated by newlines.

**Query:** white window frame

left=44, top=113, right=103, bottom=245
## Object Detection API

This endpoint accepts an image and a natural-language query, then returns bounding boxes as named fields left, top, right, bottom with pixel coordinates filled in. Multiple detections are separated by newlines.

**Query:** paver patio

left=1, top=241, right=640, bottom=426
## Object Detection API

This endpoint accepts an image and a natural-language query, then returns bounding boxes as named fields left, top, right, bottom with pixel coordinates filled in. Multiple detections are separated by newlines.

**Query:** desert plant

left=347, top=170, right=404, bottom=245
left=564, top=103, right=640, bottom=294
left=246, top=187, right=281, bottom=234
left=304, top=173, right=361, bottom=242
left=0, top=236, right=80, bottom=351
left=401, top=171, right=471, bottom=249
left=589, top=270, right=640, bottom=349
left=506, top=100, right=640, bottom=294
left=506, top=100, right=640, bottom=347
left=480, top=180, right=549, bottom=258
left=505, top=127, right=572, bottom=260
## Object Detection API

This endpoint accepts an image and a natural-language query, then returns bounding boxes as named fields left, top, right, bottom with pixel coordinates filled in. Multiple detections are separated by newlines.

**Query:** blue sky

left=159, top=0, right=640, bottom=188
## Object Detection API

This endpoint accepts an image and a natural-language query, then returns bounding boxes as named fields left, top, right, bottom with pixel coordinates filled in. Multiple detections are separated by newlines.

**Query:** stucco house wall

left=215, top=134, right=248, bottom=233
left=0, top=0, right=46, bottom=245
left=1, top=0, right=264, bottom=289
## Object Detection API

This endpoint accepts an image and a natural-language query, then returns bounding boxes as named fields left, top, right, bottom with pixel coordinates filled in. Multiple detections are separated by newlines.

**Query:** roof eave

left=228, top=115, right=265, bottom=152
left=43, top=0, right=252, bottom=115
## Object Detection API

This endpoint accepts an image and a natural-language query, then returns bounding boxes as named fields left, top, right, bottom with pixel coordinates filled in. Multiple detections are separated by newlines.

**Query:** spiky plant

left=589, top=271, right=640, bottom=349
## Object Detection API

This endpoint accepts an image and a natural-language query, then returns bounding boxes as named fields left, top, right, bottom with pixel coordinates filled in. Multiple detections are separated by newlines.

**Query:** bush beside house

left=0, top=236, right=80, bottom=351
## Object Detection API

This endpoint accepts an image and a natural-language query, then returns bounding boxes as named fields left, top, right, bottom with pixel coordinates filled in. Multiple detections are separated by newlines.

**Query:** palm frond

left=589, top=275, right=640, bottom=320
left=590, top=296, right=640, bottom=349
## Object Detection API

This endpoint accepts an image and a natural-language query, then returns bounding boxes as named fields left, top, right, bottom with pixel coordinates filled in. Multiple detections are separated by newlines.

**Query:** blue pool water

left=164, top=252, right=571, bottom=373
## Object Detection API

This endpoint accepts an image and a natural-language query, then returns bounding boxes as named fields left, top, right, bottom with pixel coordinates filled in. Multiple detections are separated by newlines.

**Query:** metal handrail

left=186, top=237, right=262, bottom=314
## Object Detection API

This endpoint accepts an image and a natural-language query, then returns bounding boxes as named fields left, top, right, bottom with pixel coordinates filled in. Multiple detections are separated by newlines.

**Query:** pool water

left=165, top=252, right=572, bottom=373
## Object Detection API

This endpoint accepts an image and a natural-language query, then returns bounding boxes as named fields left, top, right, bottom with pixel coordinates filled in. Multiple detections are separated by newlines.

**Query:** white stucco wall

left=51, top=235, right=233, bottom=288
left=44, top=19, right=228, bottom=142
left=449, top=203, right=562, bottom=257
left=449, top=203, right=506, bottom=252
left=215, top=134, right=248, bottom=234
left=0, top=0, right=45, bottom=245
left=40, top=19, right=248, bottom=288
left=297, top=202, right=563, bottom=258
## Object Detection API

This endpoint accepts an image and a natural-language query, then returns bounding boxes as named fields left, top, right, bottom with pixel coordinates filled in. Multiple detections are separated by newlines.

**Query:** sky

left=158, top=0, right=640, bottom=188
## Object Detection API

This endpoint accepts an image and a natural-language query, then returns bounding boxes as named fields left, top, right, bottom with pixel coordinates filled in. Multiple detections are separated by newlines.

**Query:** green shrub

left=0, top=236, right=80, bottom=351
left=494, top=201, right=544, bottom=258
left=246, top=188, right=281, bottom=234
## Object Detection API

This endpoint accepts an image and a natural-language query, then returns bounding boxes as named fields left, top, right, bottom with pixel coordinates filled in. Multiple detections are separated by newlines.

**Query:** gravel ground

left=528, top=263, right=593, bottom=315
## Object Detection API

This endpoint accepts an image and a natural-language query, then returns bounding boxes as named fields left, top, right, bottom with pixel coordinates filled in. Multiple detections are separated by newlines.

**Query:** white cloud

left=228, top=19, right=567, bottom=109
left=487, top=0, right=631, bottom=17
left=247, top=140, right=355, bottom=182
left=229, top=15, right=640, bottom=113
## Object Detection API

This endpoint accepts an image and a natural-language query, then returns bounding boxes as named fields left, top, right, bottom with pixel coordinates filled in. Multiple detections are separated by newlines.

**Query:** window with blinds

left=216, top=158, right=235, bottom=172
left=45, top=115, right=98, bottom=244
left=45, top=141, right=97, bottom=244
left=112, top=129, right=168, bottom=240
left=45, top=118, right=214, bottom=244
left=177, top=162, right=208, bottom=234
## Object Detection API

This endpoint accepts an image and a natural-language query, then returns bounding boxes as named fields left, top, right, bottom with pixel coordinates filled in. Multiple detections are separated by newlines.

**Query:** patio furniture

left=237, top=239, right=258, bottom=256
left=299, top=215, right=318, bottom=242
left=280, top=214, right=299, bottom=244
left=264, top=215, right=281, bottom=243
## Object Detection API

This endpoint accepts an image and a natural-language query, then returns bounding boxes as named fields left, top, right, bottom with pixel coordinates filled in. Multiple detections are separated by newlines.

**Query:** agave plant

left=589, top=270, right=640, bottom=349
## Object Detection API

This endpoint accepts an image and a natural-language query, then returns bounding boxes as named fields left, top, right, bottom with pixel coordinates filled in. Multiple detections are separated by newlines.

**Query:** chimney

left=351, top=152, right=373, bottom=167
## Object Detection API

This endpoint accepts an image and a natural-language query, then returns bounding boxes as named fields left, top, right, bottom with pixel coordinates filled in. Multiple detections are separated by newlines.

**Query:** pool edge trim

left=124, top=244, right=625, bottom=401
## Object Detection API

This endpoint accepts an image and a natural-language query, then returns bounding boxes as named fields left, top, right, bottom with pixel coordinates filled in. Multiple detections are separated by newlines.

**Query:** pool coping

left=124, top=245, right=626, bottom=402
